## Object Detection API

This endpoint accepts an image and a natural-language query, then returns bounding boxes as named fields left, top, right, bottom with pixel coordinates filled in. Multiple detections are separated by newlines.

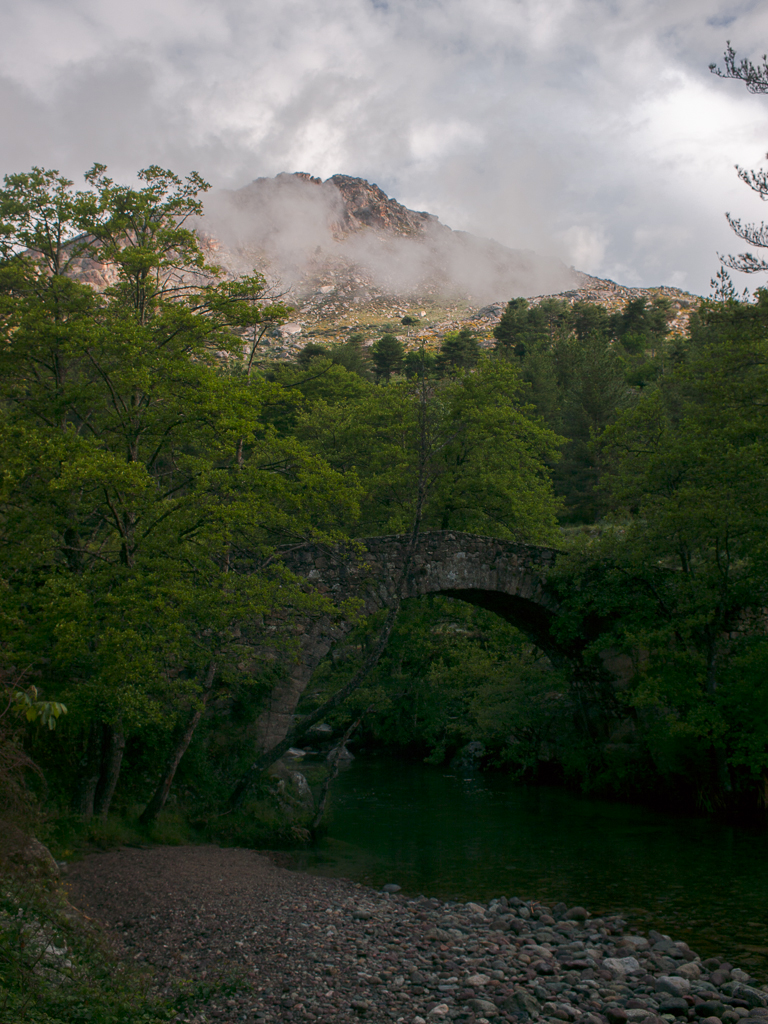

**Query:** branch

left=227, top=603, right=400, bottom=808
left=311, top=706, right=371, bottom=833
left=720, top=251, right=768, bottom=275
left=735, top=166, right=768, bottom=201
left=710, top=43, right=768, bottom=94
left=725, top=214, right=768, bottom=247
left=227, top=376, right=433, bottom=808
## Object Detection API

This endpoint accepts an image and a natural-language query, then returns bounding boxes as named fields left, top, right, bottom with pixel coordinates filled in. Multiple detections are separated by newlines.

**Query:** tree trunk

left=94, top=721, right=125, bottom=819
left=139, top=662, right=217, bottom=826
left=229, top=597, right=403, bottom=809
left=75, top=723, right=103, bottom=820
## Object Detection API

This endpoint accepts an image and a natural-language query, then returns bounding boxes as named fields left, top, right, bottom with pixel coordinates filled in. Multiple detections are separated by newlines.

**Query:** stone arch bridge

left=254, top=530, right=587, bottom=752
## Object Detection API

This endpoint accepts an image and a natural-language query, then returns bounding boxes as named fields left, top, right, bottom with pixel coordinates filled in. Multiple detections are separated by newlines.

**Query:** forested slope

left=1, top=162, right=768, bottom=863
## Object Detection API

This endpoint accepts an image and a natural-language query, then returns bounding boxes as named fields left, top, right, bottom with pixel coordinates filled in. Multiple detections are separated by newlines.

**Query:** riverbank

left=67, top=844, right=768, bottom=1024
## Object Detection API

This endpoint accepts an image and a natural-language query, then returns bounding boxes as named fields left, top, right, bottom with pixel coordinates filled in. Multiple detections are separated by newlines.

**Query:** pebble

left=170, top=892, right=768, bottom=1024
left=68, top=848, right=768, bottom=1024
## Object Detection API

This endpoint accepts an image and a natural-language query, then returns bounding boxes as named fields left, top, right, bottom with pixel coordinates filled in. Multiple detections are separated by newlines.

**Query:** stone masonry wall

left=253, top=532, right=561, bottom=752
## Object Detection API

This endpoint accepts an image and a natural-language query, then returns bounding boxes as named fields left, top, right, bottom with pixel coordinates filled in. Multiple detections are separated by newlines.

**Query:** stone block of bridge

left=253, top=531, right=563, bottom=753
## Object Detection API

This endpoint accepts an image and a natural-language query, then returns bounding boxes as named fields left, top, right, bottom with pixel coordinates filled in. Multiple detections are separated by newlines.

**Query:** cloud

left=1, top=0, right=767, bottom=293
left=202, top=173, right=573, bottom=304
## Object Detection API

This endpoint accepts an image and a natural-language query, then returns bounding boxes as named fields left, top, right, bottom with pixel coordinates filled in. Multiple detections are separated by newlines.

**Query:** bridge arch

left=254, top=531, right=568, bottom=751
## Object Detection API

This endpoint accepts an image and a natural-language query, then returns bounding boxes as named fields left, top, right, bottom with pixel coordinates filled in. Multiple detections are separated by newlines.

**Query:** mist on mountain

left=199, top=171, right=575, bottom=305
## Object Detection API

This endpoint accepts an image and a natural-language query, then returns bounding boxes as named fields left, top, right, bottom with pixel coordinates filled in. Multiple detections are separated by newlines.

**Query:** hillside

left=62, top=170, right=701, bottom=359
left=197, top=172, right=701, bottom=358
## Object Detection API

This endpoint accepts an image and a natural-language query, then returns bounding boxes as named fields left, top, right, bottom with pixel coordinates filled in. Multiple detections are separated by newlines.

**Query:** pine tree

left=371, top=332, right=405, bottom=381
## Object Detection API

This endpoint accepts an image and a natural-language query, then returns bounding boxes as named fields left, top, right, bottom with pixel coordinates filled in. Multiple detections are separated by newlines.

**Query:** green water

left=292, top=753, right=768, bottom=978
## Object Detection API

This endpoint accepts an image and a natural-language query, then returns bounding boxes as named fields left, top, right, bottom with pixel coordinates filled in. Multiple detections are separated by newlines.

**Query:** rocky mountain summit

left=307, top=173, right=440, bottom=238
left=199, top=172, right=570, bottom=340
left=198, top=173, right=700, bottom=359
left=61, top=171, right=701, bottom=360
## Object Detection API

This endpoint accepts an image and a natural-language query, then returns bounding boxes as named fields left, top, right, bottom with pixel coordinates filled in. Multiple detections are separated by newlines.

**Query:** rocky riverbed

left=67, top=845, right=768, bottom=1024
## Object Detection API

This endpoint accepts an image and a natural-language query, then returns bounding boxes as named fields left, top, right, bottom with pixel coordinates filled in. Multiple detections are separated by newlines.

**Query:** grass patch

left=43, top=797, right=314, bottom=865
left=41, top=808, right=193, bottom=863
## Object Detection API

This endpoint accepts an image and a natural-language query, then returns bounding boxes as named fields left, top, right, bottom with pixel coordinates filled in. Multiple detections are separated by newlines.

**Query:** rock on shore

left=67, top=846, right=768, bottom=1024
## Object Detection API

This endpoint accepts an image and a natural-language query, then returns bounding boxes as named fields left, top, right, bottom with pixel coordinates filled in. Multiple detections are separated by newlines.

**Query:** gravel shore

left=67, top=845, right=768, bottom=1024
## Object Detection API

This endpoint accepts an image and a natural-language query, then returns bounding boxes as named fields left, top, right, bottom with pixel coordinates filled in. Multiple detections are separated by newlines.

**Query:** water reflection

left=291, top=753, right=768, bottom=979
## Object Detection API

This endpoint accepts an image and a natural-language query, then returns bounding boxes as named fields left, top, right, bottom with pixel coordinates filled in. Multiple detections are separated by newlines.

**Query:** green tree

left=711, top=44, right=768, bottom=280
left=303, top=596, right=567, bottom=770
left=296, top=357, right=562, bottom=541
left=371, top=332, right=405, bottom=381
left=494, top=301, right=630, bottom=522
left=436, top=327, right=480, bottom=373
left=297, top=342, right=329, bottom=367
left=404, top=345, right=438, bottom=379
left=609, top=295, right=671, bottom=356
left=328, top=331, right=373, bottom=378
left=0, top=165, right=357, bottom=819
left=593, top=293, right=768, bottom=806
left=570, top=300, right=610, bottom=341
left=493, top=297, right=570, bottom=357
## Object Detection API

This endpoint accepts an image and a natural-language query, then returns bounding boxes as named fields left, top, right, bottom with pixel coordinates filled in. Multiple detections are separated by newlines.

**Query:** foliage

left=710, top=44, right=768, bottom=279
left=578, top=292, right=768, bottom=807
left=327, top=333, right=373, bottom=378
left=710, top=42, right=768, bottom=93
left=371, top=333, right=404, bottom=381
left=404, top=346, right=438, bottom=379
left=0, top=164, right=358, bottom=820
left=293, top=356, right=562, bottom=540
left=0, top=869, right=171, bottom=1023
left=302, top=597, right=572, bottom=770
left=297, top=342, right=329, bottom=368
left=4, top=153, right=768, bottom=830
left=493, top=296, right=652, bottom=521
left=436, top=327, right=480, bottom=373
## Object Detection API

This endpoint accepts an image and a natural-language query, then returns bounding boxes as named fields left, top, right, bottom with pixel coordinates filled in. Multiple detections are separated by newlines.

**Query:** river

left=291, top=752, right=768, bottom=979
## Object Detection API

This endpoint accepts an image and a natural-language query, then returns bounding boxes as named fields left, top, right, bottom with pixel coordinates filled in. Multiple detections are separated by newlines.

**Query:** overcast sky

left=1, top=0, right=767, bottom=295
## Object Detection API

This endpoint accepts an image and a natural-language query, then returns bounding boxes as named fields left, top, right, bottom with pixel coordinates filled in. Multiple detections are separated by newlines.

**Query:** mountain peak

left=206, top=171, right=574, bottom=308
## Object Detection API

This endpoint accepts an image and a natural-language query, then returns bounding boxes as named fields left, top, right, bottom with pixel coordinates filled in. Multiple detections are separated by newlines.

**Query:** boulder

left=465, top=901, right=486, bottom=915
left=467, top=997, right=498, bottom=1015
left=308, top=722, right=333, bottom=735
left=604, top=956, right=641, bottom=975
left=728, top=985, right=767, bottom=1010
left=513, top=990, right=541, bottom=1015
left=657, top=998, right=690, bottom=1016
left=0, top=824, right=60, bottom=880
left=605, top=1009, right=628, bottom=1024
left=676, top=963, right=702, bottom=980
left=326, top=743, right=354, bottom=763
left=565, top=906, right=590, bottom=921
left=694, top=1003, right=726, bottom=1019
left=656, top=976, right=691, bottom=998
left=450, top=740, right=485, bottom=770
